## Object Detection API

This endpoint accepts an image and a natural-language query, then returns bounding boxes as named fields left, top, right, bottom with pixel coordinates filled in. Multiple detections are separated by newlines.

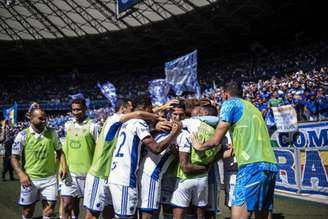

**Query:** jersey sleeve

left=176, top=131, right=192, bottom=153
left=102, top=114, right=123, bottom=142
left=219, top=101, right=234, bottom=123
left=90, top=122, right=100, bottom=142
left=11, top=130, right=27, bottom=157
left=135, top=120, right=151, bottom=141
left=197, top=116, right=219, bottom=127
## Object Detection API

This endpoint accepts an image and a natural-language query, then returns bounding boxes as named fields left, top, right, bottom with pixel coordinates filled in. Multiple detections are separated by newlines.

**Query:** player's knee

left=42, top=203, right=55, bottom=217
left=141, top=212, right=153, bottom=219
left=22, top=207, right=34, bottom=218
left=62, top=199, right=74, bottom=213
left=43, top=207, right=54, bottom=217
left=84, top=210, right=99, bottom=219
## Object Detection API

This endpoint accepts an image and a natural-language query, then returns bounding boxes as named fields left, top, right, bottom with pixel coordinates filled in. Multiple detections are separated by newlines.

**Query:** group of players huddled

left=11, top=81, right=277, bottom=219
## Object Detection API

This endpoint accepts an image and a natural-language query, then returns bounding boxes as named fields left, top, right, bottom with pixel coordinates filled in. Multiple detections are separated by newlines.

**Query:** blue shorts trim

left=83, top=205, right=101, bottom=213
left=170, top=204, right=188, bottom=209
left=139, top=207, right=158, bottom=213
left=115, top=213, right=135, bottom=218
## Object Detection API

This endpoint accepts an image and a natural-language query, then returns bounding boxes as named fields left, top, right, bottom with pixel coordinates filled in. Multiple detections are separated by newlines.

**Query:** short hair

left=71, top=98, right=86, bottom=108
left=134, top=95, right=152, bottom=111
left=201, top=105, right=218, bottom=116
left=171, top=101, right=186, bottom=111
left=115, top=98, right=132, bottom=112
left=223, top=81, right=243, bottom=97
left=30, top=107, right=45, bottom=117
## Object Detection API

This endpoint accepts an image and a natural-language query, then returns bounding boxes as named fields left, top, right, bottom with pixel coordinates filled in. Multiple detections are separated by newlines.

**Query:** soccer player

left=108, top=96, right=181, bottom=218
left=61, top=98, right=99, bottom=219
left=11, top=107, right=67, bottom=219
left=192, top=81, right=278, bottom=219
left=83, top=99, right=164, bottom=219
left=171, top=105, right=220, bottom=219
left=137, top=125, right=179, bottom=219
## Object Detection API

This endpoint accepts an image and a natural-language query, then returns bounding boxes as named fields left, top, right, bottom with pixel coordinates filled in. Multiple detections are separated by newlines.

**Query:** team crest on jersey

left=70, top=140, right=81, bottom=149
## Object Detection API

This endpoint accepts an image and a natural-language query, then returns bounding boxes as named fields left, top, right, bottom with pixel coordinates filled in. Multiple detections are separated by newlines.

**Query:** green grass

left=1, top=157, right=327, bottom=219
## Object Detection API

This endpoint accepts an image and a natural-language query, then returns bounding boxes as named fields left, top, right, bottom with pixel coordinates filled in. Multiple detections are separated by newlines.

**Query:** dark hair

left=115, top=98, right=132, bottom=112
left=30, top=107, right=45, bottom=117
left=134, top=96, right=152, bottom=111
left=71, top=98, right=86, bottom=108
left=223, top=81, right=242, bottom=97
left=171, top=102, right=186, bottom=111
left=201, top=105, right=218, bottom=116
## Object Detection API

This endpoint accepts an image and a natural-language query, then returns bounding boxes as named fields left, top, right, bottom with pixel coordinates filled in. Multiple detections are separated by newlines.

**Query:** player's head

left=71, top=98, right=87, bottom=122
left=170, top=101, right=186, bottom=122
left=30, top=107, right=46, bottom=130
left=199, top=105, right=218, bottom=116
left=222, top=81, right=242, bottom=100
left=115, top=98, right=134, bottom=114
left=191, top=106, right=201, bottom=117
left=25, top=102, right=40, bottom=120
left=134, top=95, right=153, bottom=113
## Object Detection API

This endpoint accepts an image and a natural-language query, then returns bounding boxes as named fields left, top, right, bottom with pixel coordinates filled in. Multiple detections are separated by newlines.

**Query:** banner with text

left=272, top=104, right=298, bottom=132
left=272, top=121, right=328, bottom=199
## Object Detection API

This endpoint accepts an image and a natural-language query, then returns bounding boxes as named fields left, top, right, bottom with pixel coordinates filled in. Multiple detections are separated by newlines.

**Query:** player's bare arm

left=143, top=122, right=181, bottom=154
left=11, top=154, right=31, bottom=187
left=56, top=149, right=68, bottom=179
left=179, top=152, right=207, bottom=174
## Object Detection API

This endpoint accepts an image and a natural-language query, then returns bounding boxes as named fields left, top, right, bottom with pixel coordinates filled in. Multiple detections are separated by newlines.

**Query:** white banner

left=272, top=105, right=298, bottom=132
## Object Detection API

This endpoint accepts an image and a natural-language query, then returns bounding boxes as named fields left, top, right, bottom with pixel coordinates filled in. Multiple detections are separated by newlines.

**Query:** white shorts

left=224, top=172, right=237, bottom=207
left=60, top=174, right=86, bottom=198
left=19, top=175, right=57, bottom=206
left=171, top=176, right=208, bottom=208
left=138, top=173, right=161, bottom=211
left=108, top=183, right=138, bottom=218
left=83, top=174, right=112, bottom=212
left=160, top=175, right=177, bottom=205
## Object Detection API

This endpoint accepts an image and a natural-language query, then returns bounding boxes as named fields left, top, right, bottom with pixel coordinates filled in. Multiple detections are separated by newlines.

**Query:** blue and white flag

left=265, top=108, right=275, bottom=128
left=97, top=81, right=117, bottom=108
left=148, top=79, right=170, bottom=106
left=117, top=0, right=141, bottom=14
left=165, top=50, right=200, bottom=97
left=3, top=102, right=17, bottom=127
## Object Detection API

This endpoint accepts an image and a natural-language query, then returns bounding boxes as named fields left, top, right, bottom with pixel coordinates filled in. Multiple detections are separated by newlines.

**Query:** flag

left=165, top=50, right=200, bottom=97
left=3, top=102, right=17, bottom=127
left=265, top=108, right=275, bottom=128
left=148, top=79, right=170, bottom=106
left=97, top=81, right=117, bottom=108
left=116, top=0, right=141, bottom=14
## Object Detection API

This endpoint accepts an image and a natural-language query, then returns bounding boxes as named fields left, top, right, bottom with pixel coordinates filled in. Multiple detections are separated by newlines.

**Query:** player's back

left=139, top=132, right=175, bottom=181
left=108, top=118, right=150, bottom=187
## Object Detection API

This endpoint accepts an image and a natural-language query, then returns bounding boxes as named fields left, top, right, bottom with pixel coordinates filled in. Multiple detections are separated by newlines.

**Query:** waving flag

left=3, top=102, right=17, bottom=127
left=165, top=50, right=200, bottom=97
left=97, top=81, right=117, bottom=108
left=117, top=0, right=141, bottom=14
left=148, top=79, right=170, bottom=106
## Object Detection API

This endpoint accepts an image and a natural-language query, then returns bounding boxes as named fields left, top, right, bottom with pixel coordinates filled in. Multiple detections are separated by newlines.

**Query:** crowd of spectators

left=1, top=39, right=328, bottom=105
left=0, top=39, right=327, bottom=140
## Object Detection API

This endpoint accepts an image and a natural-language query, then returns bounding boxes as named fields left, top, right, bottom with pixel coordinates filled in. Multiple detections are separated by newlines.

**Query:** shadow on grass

left=224, top=213, right=285, bottom=219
